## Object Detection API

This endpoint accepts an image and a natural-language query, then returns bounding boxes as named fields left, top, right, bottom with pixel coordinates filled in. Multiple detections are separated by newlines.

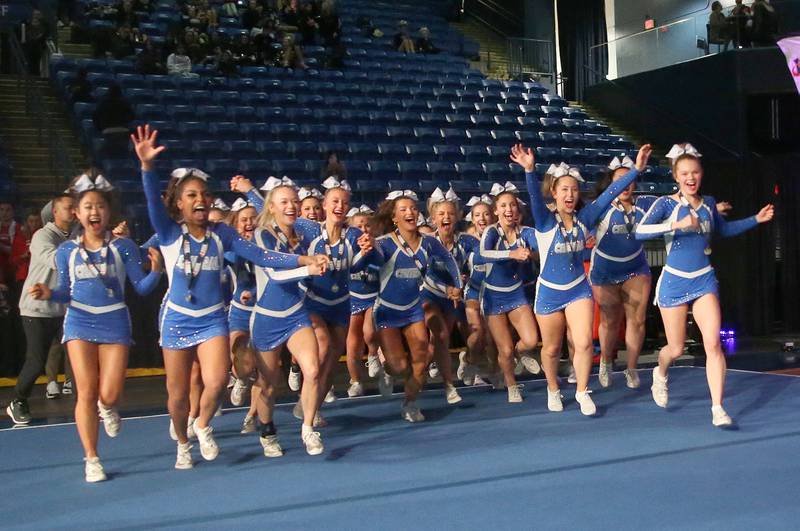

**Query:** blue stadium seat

left=239, top=159, right=273, bottom=174
left=420, top=113, right=448, bottom=128
left=398, top=161, right=429, bottom=180
left=562, top=119, right=587, bottom=133
left=193, top=140, right=224, bottom=158
left=159, top=139, right=189, bottom=159
left=185, top=90, right=213, bottom=105
left=269, top=93, right=298, bottom=106
left=179, top=122, right=209, bottom=140
left=378, top=144, right=406, bottom=160
left=541, top=105, right=566, bottom=118
left=582, top=164, right=607, bottom=181
left=358, top=125, right=388, bottom=140
left=536, top=147, right=561, bottom=163
left=521, top=93, right=545, bottom=105
left=561, top=147, right=588, bottom=164
left=227, top=106, right=258, bottom=123
left=427, top=162, right=458, bottom=180
left=460, top=146, right=486, bottom=162
left=445, top=114, right=471, bottom=128
left=207, top=122, right=241, bottom=139
left=490, top=130, right=515, bottom=146
left=351, top=97, right=377, bottom=109
left=519, top=105, right=544, bottom=117
left=395, top=112, right=420, bottom=125
left=149, top=75, right=176, bottom=90
left=255, top=107, right=285, bottom=122
left=124, top=88, right=153, bottom=104
left=270, top=123, right=302, bottom=141
left=317, top=142, right=348, bottom=156
left=538, top=131, right=564, bottom=146
left=474, top=102, right=496, bottom=114
left=386, top=127, right=415, bottom=143
left=159, top=103, right=195, bottom=122
left=347, top=160, right=370, bottom=179
left=223, top=140, right=259, bottom=158
left=135, top=103, right=164, bottom=121
left=300, top=124, right=330, bottom=141
left=564, top=107, right=589, bottom=119
left=297, top=94, right=325, bottom=107
left=272, top=160, right=306, bottom=176
left=500, top=91, right=524, bottom=104
left=331, top=125, right=361, bottom=143
left=483, top=162, right=510, bottom=179
left=376, top=98, right=403, bottom=111
left=241, top=92, right=270, bottom=106
left=535, top=163, right=552, bottom=175
left=156, top=89, right=184, bottom=105
left=441, top=128, right=467, bottom=145
left=493, top=116, right=518, bottom=130
left=256, top=141, right=287, bottom=158
left=455, top=162, right=484, bottom=180
left=486, top=145, right=509, bottom=161
left=314, top=109, right=342, bottom=124
left=348, top=143, right=379, bottom=160
left=465, top=129, right=490, bottom=146
left=413, top=127, right=441, bottom=143
left=196, top=105, right=226, bottom=121
left=562, top=132, right=588, bottom=147
left=402, top=99, right=428, bottom=113
left=543, top=93, right=568, bottom=107
left=450, top=101, right=474, bottom=114
left=406, top=144, right=435, bottom=161
left=427, top=100, right=451, bottom=113
left=539, top=118, right=565, bottom=132
left=368, top=161, right=401, bottom=179
left=285, top=107, right=314, bottom=123
left=287, top=141, right=318, bottom=159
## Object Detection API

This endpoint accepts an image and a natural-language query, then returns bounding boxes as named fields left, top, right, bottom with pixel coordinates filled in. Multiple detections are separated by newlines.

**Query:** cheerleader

left=589, top=156, right=658, bottom=389
left=209, top=198, right=231, bottom=224
left=344, top=205, right=386, bottom=397
left=514, top=143, right=651, bottom=415
left=423, top=187, right=479, bottom=404
left=475, top=183, right=540, bottom=402
left=635, top=143, right=773, bottom=426
left=292, top=176, right=377, bottom=420
left=249, top=177, right=328, bottom=456
left=371, top=190, right=462, bottom=422
left=299, top=187, right=324, bottom=221
left=131, top=125, right=324, bottom=469
left=29, top=175, right=163, bottom=482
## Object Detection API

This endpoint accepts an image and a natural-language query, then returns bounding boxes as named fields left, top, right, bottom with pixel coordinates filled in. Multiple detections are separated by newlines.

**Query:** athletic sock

left=301, top=423, right=314, bottom=437
left=260, top=421, right=276, bottom=437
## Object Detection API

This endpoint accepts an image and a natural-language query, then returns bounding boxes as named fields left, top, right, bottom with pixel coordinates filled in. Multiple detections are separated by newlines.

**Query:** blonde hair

left=255, top=185, right=297, bottom=228
left=426, top=199, right=462, bottom=224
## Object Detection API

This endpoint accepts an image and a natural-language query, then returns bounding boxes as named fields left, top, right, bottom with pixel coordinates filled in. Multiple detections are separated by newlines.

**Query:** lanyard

left=394, top=229, right=425, bottom=276
left=435, top=232, right=460, bottom=261
left=677, top=192, right=711, bottom=254
left=78, top=231, right=117, bottom=298
left=271, top=222, right=290, bottom=248
left=613, top=199, right=637, bottom=236
left=554, top=212, right=582, bottom=266
left=181, top=224, right=211, bottom=303
left=497, top=224, right=525, bottom=249
left=321, top=224, right=344, bottom=272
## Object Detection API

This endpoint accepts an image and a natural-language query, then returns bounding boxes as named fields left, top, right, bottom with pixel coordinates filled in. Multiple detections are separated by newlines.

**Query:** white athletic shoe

left=241, top=415, right=257, bottom=434
left=84, top=457, right=107, bottom=483
left=624, top=368, right=640, bottom=389
left=472, top=374, right=488, bottom=386
left=169, top=419, right=178, bottom=441
left=97, top=401, right=121, bottom=438
left=324, top=386, right=337, bottom=403
left=456, top=351, right=468, bottom=380
left=302, top=429, right=324, bottom=455
left=347, top=381, right=364, bottom=397
left=575, top=390, right=597, bottom=416
left=230, top=378, right=250, bottom=407
left=547, top=388, right=564, bottom=412
left=598, top=360, right=613, bottom=388
left=61, top=379, right=73, bottom=395
left=711, top=405, right=733, bottom=427
left=519, top=354, right=542, bottom=375
left=227, top=373, right=235, bottom=389
left=288, top=367, right=302, bottom=392
left=401, top=401, right=425, bottom=423
left=378, top=369, right=394, bottom=398
left=567, top=366, right=577, bottom=384
left=175, top=442, right=193, bottom=470
left=260, top=434, right=284, bottom=457
left=651, top=367, right=669, bottom=408
left=508, top=384, right=524, bottom=403
left=428, top=362, right=440, bottom=379
left=366, top=354, right=381, bottom=378
left=214, top=405, right=223, bottom=417
left=445, top=383, right=462, bottom=404
left=513, top=358, right=524, bottom=376
left=194, top=424, right=219, bottom=461
left=187, top=417, right=197, bottom=440
left=292, top=401, right=303, bottom=420
left=46, top=381, right=60, bottom=399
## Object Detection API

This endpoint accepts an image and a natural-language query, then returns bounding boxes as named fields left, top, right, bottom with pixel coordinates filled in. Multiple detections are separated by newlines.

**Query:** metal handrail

left=507, top=37, right=555, bottom=84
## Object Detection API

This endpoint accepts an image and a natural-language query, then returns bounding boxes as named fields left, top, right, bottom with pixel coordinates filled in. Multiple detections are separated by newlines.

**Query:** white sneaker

left=547, top=388, right=564, bottom=412
left=651, top=367, right=669, bottom=408
left=378, top=369, right=394, bottom=398
left=302, top=429, right=324, bottom=455
left=508, top=384, right=524, bottom=403
left=214, top=405, right=223, bottom=417
left=230, top=378, right=250, bottom=406
left=288, top=367, right=302, bottom=392
left=84, top=457, right=107, bottom=483
left=324, top=386, right=337, bottom=403
left=194, top=424, right=219, bottom=461
left=347, top=381, right=364, bottom=397
left=567, top=367, right=577, bottom=384
left=598, top=360, right=613, bottom=388
left=513, top=358, right=524, bottom=376
left=445, top=383, right=462, bottom=404
left=187, top=417, right=197, bottom=440
left=456, top=351, right=467, bottom=380
left=401, top=401, right=425, bottom=423
left=711, top=405, right=733, bottom=427
left=624, top=368, right=640, bottom=389
left=260, top=434, right=284, bottom=457
left=428, top=362, right=440, bottom=379
left=575, top=390, right=597, bottom=416
left=519, top=354, right=541, bottom=375
left=241, top=415, right=257, bottom=434
left=169, top=419, right=178, bottom=441
left=61, top=379, right=73, bottom=395
left=227, top=373, right=235, bottom=389
left=472, top=374, right=488, bottom=385
left=46, top=381, right=60, bottom=399
left=292, top=401, right=303, bottom=420
left=97, top=401, right=121, bottom=438
left=175, top=442, right=193, bottom=470
left=366, top=354, right=381, bottom=378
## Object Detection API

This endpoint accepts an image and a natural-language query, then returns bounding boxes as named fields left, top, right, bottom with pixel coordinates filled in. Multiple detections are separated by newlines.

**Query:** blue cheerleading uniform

left=589, top=195, right=657, bottom=285
left=476, top=225, right=538, bottom=315
left=464, top=235, right=485, bottom=302
left=373, top=233, right=461, bottom=329
left=50, top=236, right=161, bottom=345
left=249, top=227, right=314, bottom=352
left=635, top=195, right=758, bottom=307
left=525, top=168, right=640, bottom=315
left=422, top=233, right=478, bottom=316
left=350, top=264, right=379, bottom=315
left=226, top=253, right=256, bottom=333
left=293, top=218, right=374, bottom=328
left=141, top=169, right=302, bottom=350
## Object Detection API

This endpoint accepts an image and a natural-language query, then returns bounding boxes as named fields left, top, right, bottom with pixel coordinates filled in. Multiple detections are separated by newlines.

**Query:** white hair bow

left=171, top=167, right=210, bottom=182
left=665, top=143, right=702, bottom=161
left=298, top=187, right=323, bottom=201
left=466, top=194, right=492, bottom=207
left=464, top=212, right=472, bottom=222
left=321, top=176, right=351, bottom=192
left=212, top=198, right=231, bottom=211
left=261, top=176, right=296, bottom=192
left=347, top=205, right=374, bottom=217
left=489, top=181, right=518, bottom=196
left=230, top=198, right=254, bottom=212
left=430, top=187, right=460, bottom=203
left=386, top=190, right=418, bottom=201
left=417, top=213, right=428, bottom=227
left=608, top=156, right=635, bottom=171
left=73, top=174, right=114, bottom=193
left=548, top=162, right=584, bottom=182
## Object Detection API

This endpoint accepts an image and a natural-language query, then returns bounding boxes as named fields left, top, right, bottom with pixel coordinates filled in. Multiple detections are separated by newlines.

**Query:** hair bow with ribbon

left=321, top=176, right=351, bottom=192
left=430, top=186, right=460, bottom=203
left=386, top=190, right=418, bottom=201
left=230, top=198, right=255, bottom=212
left=212, top=198, right=231, bottom=211
left=489, top=181, right=518, bottom=196
left=665, top=143, right=702, bottom=161
left=73, top=174, right=114, bottom=193
left=548, top=162, right=584, bottom=182
left=171, top=167, right=210, bottom=182
left=465, top=194, right=492, bottom=207
left=416, top=213, right=428, bottom=227
left=608, top=156, right=635, bottom=171
left=298, top=187, right=324, bottom=201
left=346, top=205, right=374, bottom=217
left=261, top=176, right=296, bottom=192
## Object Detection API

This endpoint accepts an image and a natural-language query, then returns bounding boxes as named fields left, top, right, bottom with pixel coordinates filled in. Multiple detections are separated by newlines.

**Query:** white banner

left=777, top=36, right=800, bottom=95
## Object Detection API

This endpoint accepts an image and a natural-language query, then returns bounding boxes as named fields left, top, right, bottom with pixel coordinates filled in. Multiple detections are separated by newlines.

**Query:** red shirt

left=0, top=220, right=21, bottom=284
left=10, top=228, right=36, bottom=281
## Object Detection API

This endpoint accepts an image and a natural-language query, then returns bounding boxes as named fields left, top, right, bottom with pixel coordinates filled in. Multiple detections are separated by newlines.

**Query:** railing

left=463, top=0, right=523, bottom=38
left=507, top=37, right=555, bottom=86
left=5, top=29, right=77, bottom=191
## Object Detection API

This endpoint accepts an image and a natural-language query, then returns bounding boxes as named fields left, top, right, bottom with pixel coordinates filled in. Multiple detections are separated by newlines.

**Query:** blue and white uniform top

left=225, top=253, right=256, bottom=313
left=524, top=168, right=640, bottom=313
left=250, top=227, right=311, bottom=319
left=423, top=232, right=478, bottom=301
left=589, top=194, right=658, bottom=285
left=635, top=194, right=758, bottom=307
left=477, top=224, right=538, bottom=295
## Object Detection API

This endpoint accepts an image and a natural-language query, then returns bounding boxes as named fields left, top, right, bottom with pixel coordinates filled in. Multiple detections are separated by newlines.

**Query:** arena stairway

left=450, top=16, right=511, bottom=79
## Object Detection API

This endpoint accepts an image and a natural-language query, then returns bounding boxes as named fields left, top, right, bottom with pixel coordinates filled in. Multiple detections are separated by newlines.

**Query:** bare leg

left=66, top=340, right=100, bottom=458
left=193, top=335, right=230, bottom=430
left=620, top=274, right=652, bottom=370
left=692, top=294, right=726, bottom=406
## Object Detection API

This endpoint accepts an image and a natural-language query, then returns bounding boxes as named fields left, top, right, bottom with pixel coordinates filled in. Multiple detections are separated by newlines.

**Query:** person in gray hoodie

left=6, top=194, right=75, bottom=424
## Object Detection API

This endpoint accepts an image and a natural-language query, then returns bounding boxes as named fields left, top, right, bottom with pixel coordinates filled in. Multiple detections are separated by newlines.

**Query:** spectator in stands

left=10, top=209, right=42, bottom=287
left=136, top=40, right=167, bottom=74
left=0, top=201, right=19, bottom=285
left=298, top=2, right=319, bottom=44
left=242, top=0, right=264, bottom=30
left=116, top=0, right=139, bottom=28
left=92, top=84, right=134, bottom=159
left=20, top=9, right=50, bottom=75
left=232, top=33, right=258, bottom=67
left=183, top=27, right=207, bottom=62
left=708, top=2, right=730, bottom=52
left=281, top=0, right=301, bottom=31
left=751, top=0, right=778, bottom=46
left=134, top=0, right=154, bottom=13
left=254, top=18, right=281, bottom=65
left=109, top=24, right=137, bottom=59
left=167, top=44, right=195, bottom=76
left=68, top=68, right=94, bottom=104
left=320, top=150, right=348, bottom=179
left=393, top=20, right=416, bottom=53
left=210, top=47, right=239, bottom=76
left=318, top=0, right=341, bottom=46
left=220, top=0, right=239, bottom=18
left=282, top=34, right=307, bottom=69
left=416, top=26, right=440, bottom=54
